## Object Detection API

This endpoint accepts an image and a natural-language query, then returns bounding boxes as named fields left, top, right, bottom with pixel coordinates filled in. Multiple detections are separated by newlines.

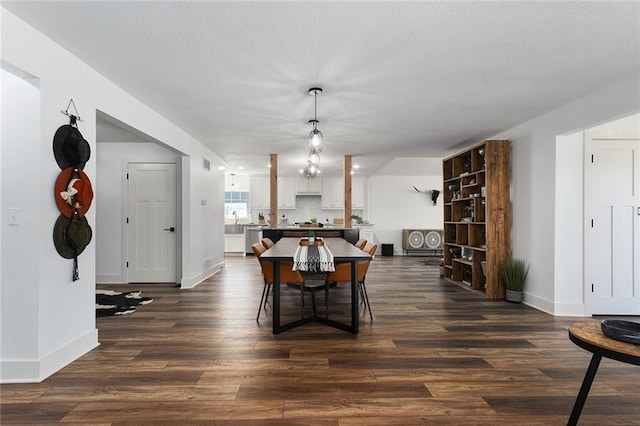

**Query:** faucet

left=232, top=211, right=238, bottom=224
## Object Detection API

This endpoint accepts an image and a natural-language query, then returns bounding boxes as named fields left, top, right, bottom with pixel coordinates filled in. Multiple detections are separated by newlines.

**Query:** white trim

left=0, top=329, right=98, bottom=383
left=96, top=273, right=125, bottom=284
left=180, top=261, right=224, bottom=289
left=521, top=292, right=555, bottom=316
left=553, top=303, right=587, bottom=317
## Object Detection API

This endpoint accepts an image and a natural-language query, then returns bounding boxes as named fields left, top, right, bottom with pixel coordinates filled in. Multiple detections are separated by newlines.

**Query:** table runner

left=293, top=243, right=335, bottom=272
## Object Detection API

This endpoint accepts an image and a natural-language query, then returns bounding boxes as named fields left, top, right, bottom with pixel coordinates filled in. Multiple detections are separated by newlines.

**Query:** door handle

left=164, top=227, right=176, bottom=232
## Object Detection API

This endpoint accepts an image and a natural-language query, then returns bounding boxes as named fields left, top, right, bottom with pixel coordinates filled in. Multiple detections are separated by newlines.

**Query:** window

left=224, top=191, right=249, bottom=220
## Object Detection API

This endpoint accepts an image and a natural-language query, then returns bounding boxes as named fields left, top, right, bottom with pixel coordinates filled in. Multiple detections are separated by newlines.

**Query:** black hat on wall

left=52, top=124, right=91, bottom=170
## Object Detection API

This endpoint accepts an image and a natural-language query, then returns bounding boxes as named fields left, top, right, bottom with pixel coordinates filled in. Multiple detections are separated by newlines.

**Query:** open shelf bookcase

left=442, top=140, right=511, bottom=299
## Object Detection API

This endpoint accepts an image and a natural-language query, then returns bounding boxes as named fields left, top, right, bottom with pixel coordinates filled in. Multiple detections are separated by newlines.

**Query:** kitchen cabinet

left=296, top=177, right=322, bottom=195
left=321, top=177, right=344, bottom=209
left=442, top=139, right=511, bottom=299
left=356, top=224, right=374, bottom=244
left=224, top=234, right=245, bottom=254
left=249, top=177, right=270, bottom=209
left=277, top=177, right=296, bottom=209
left=352, top=177, right=365, bottom=209
left=250, top=176, right=295, bottom=210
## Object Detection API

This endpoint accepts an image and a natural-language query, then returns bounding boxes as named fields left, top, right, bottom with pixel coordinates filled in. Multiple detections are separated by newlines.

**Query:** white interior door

left=127, top=163, right=177, bottom=283
left=585, top=132, right=640, bottom=314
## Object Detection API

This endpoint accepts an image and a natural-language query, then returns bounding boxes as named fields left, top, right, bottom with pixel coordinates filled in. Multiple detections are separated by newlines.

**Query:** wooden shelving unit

left=442, top=140, right=511, bottom=299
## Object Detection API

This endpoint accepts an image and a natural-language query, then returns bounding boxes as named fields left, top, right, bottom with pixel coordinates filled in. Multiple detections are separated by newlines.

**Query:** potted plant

left=350, top=214, right=363, bottom=224
left=502, top=258, right=529, bottom=303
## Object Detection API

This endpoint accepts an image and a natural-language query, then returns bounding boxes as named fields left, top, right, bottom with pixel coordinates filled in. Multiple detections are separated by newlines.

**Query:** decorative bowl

left=601, top=319, right=640, bottom=345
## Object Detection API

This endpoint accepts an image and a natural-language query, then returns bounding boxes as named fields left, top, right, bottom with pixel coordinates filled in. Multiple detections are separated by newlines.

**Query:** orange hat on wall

left=54, top=167, right=94, bottom=218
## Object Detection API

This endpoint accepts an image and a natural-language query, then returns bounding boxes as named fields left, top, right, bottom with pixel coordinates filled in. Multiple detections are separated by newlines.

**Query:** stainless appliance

left=245, top=226, right=266, bottom=254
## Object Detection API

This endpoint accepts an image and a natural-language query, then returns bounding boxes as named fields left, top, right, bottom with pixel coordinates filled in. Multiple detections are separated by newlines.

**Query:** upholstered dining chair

left=324, top=243, right=377, bottom=321
left=362, top=241, right=377, bottom=257
left=251, top=242, right=306, bottom=322
left=261, top=237, right=275, bottom=249
left=354, top=239, right=367, bottom=249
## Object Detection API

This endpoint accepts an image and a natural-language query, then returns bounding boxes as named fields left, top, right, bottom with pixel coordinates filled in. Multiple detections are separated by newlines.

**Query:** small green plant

left=307, top=230, right=315, bottom=239
left=502, top=258, right=530, bottom=292
left=350, top=214, right=363, bottom=224
left=310, top=217, right=317, bottom=223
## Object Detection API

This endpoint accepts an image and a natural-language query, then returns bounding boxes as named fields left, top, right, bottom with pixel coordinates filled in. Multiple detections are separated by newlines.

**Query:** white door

left=585, top=132, right=640, bottom=314
left=127, top=163, right=177, bottom=283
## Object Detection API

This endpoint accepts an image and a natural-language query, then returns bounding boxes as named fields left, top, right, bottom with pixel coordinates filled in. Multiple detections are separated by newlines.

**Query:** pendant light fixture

left=307, top=151, right=320, bottom=168
left=308, top=87, right=324, bottom=153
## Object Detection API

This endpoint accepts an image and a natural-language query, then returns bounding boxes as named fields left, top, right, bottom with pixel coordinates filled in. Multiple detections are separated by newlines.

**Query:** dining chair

left=324, top=243, right=377, bottom=321
left=251, top=242, right=306, bottom=322
left=362, top=242, right=377, bottom=257
left=261, top=237, right=275, bottom=249
left=359, top=243, right=378, bottom=319
left=355, top=239, right=367, bottom=249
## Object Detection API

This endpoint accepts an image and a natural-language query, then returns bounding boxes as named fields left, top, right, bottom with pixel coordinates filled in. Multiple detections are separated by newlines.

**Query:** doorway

left=126, top=162, right=178, bottom=283
left=95, top=112, right=182, bottom=285
left=584, top=132, right=640, bottom=314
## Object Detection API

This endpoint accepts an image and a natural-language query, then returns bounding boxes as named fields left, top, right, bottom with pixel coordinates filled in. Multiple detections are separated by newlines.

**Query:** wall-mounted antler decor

left=413, top=186, right=440, bottom=206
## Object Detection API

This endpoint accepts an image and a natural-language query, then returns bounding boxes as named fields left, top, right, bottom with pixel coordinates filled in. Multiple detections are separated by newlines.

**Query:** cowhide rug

left=96, top=289, right=153, bottom=317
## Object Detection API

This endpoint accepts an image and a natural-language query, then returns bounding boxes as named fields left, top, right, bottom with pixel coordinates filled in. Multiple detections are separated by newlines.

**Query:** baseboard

left=96, top=273, right=124, bottom=284
left=552, top=302, right=586, bottom=317
left=1, top=328, right=99, bottom=383
left=180, top=261, right=224, bottom=289
left=521, top=292, right=555, bottom=316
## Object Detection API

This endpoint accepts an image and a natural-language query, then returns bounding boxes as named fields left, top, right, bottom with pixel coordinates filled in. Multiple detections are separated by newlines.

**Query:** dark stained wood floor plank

left=1, top=255, right=638, bottom=424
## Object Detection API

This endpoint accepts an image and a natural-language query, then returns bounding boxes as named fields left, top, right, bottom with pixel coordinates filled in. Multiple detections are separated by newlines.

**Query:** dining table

left=260, top=237, right=372, bottom=334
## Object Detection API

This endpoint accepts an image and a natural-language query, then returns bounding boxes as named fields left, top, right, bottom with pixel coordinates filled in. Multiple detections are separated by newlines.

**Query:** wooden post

left=270, top=154, right=278, bottom=229
left=344, top=155, right=352, bottom=227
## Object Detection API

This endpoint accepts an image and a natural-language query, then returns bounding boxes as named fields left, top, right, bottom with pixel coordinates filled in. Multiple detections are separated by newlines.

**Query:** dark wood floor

left=2, top=255, right=639, bottom=424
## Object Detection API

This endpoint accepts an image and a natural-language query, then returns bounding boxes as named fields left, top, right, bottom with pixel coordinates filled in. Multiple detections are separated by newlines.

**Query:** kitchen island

left=263, top=227, right=360, bottom=245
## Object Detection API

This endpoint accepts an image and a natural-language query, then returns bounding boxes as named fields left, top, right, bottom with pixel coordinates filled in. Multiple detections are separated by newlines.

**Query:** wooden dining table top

left=260, top=237, right=371, bottom=262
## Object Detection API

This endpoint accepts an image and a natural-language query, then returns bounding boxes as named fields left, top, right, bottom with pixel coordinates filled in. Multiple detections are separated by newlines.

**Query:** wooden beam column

left=344, top=155, right=352, bottom=228
left=270, top=154, right=278, bottom=229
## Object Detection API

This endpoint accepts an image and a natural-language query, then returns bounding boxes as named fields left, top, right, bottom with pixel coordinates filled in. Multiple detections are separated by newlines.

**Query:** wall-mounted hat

left=52, top=214, right=92, bottom=259
left=55, top=167, right=94, bottom=218
left=53, top=124, right=91, bottom=170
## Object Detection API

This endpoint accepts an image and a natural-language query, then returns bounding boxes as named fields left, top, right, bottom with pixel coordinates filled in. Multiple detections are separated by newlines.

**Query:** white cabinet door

left=352, top=177, right=365, bottom=209
left=249, top=177, right=270, bottom=209
left=322, top=177, right=344, bottom=209
left=278, top=177, right=296, bottom=209
left=224, top=234, right=245, bottom=253
left=357, top=225, right=375, bottom=244
left=296, top=177, right=322, bottom=194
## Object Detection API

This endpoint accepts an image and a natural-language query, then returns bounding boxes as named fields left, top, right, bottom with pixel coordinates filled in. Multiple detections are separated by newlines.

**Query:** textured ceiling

left=3, top=1, right=639, bottom=176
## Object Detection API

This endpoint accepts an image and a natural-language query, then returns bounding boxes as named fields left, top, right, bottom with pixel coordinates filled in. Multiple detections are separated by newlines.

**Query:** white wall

left=182, top=144, right=225, bottom=288
left=1, top=70, right=42, bottom=370
left=489, top=75, right=640, bottom=315
left=554, top=132, right=584, bottom=315
left=1, top=9, right=225, bottom=382
left=369, top=174, right=443, bottom=255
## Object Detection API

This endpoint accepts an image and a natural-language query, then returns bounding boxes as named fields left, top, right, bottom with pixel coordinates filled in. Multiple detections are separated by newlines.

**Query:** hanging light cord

left=314, top=90, right=318, bottom=127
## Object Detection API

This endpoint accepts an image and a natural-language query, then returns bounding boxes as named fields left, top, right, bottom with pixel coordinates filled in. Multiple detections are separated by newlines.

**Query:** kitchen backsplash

left=251, top=195, right=363, bottom=224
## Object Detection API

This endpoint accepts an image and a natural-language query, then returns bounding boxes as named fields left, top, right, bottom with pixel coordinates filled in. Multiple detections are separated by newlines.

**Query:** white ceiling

left=4, top=1, right=639, bottom=176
